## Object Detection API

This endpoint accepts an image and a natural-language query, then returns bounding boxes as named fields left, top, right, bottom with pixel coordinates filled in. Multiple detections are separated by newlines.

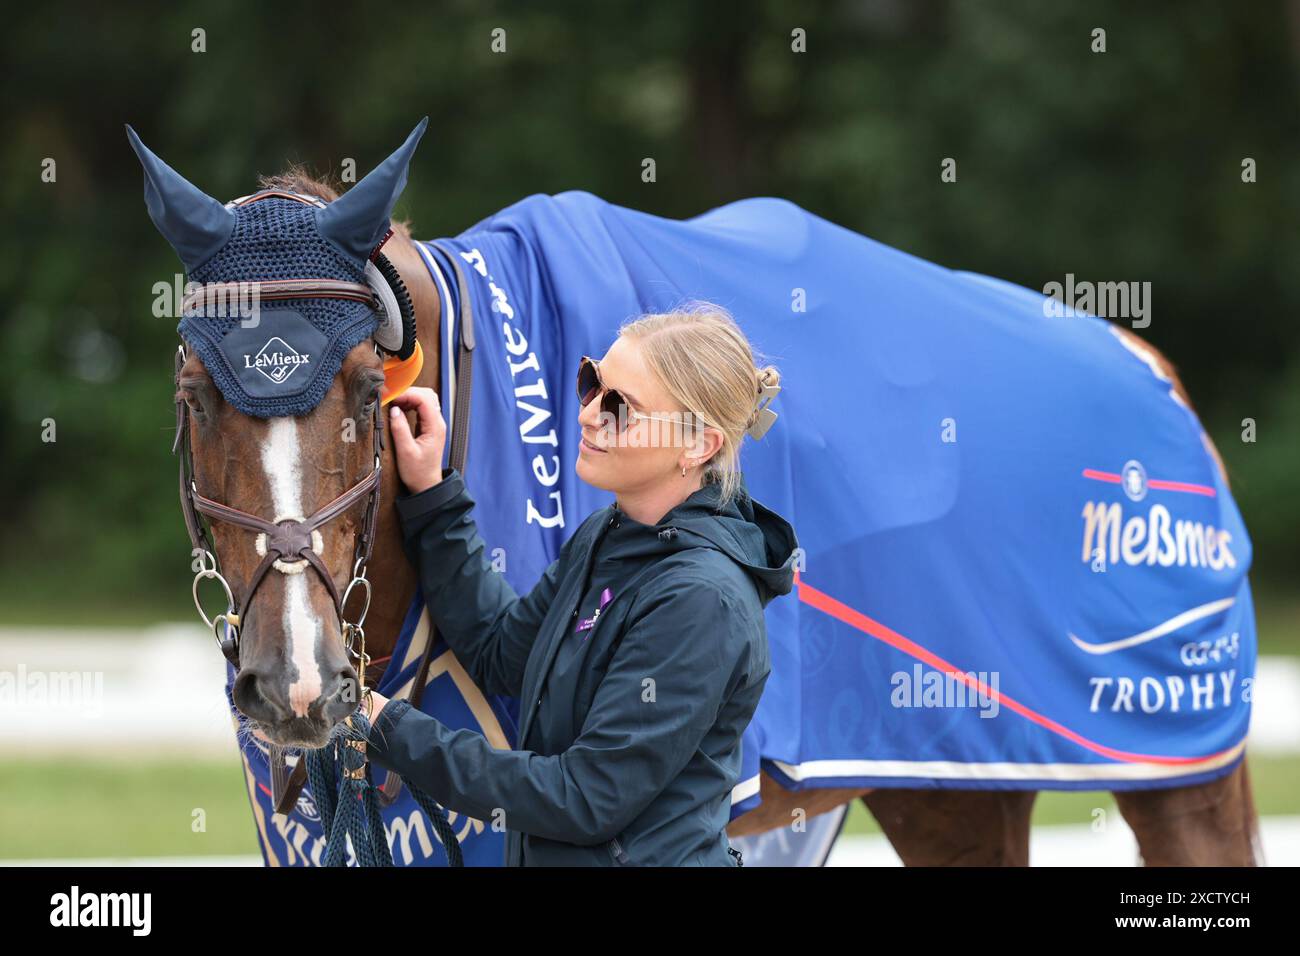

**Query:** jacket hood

left=606, top=473, right=798, bottom=606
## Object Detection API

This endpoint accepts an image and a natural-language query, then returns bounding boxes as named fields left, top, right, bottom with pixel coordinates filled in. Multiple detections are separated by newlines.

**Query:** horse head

left=129, top=120, right=432, bottom=749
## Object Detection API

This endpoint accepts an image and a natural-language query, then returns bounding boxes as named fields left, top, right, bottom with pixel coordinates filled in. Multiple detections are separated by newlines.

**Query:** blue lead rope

left=303, top=709, right=464, bottom=868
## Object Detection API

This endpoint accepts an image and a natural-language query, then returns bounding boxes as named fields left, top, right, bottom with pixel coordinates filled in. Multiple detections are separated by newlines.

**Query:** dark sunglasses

left=576, top=355, right=689, bottom=434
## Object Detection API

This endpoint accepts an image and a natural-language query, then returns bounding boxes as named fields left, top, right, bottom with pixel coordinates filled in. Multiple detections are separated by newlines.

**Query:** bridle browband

left=181, top=277, right=379, bottom=310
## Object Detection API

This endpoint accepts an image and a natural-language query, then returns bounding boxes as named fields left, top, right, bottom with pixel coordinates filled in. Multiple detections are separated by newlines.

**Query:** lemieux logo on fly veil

left=244, top=336, right=311, bottom=385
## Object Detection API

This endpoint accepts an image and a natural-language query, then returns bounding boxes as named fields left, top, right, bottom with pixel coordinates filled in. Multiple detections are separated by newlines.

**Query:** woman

left=363, top=305, right=798, bottom=866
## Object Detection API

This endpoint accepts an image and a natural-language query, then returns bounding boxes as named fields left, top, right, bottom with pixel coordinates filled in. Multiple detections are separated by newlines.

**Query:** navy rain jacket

left=365, top=466, right=798, bottom=866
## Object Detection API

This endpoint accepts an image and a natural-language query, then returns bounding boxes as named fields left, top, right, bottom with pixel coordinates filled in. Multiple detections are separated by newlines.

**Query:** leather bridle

left=174, top=340, right=384, bottom=673
left=177, top=191, right=389, bottom=678
left=176, top=329, right=387, bottom=816
left=173, top=190, right=478, bottom=815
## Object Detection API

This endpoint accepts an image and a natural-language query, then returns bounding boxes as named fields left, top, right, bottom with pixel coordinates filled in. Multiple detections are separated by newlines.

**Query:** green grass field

left=0, top=753, right=1295, bottom=860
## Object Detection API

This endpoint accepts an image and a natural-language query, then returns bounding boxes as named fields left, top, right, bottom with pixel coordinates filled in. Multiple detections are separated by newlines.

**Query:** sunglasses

left=576, top=355, right=697, bottom=435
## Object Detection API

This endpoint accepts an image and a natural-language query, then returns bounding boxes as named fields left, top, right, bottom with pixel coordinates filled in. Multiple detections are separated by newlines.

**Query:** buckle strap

left=181, top=278, right=377, bottom=314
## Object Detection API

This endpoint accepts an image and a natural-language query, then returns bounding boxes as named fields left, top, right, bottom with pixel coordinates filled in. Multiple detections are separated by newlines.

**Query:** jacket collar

left=588, top=474, right=797, bottom=606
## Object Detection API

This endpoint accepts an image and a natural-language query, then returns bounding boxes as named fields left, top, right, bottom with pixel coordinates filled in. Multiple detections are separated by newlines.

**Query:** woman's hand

left=367, top=690, right=390, bottom=726
left=388, top=387, right=447, bottom=494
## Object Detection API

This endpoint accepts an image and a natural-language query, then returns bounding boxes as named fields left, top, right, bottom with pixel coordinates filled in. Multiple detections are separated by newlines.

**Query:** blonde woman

left=364, top=305, right=797, bottom=866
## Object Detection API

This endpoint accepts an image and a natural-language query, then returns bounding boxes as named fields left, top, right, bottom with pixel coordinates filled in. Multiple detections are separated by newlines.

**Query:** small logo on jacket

left=576, top=587, right=615, bottom=637
left=246, top=336, right=311, bottom=384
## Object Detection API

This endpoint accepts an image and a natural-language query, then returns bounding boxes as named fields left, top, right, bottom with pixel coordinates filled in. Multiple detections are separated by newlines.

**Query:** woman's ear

left=689, top=425, right=726, bottom=467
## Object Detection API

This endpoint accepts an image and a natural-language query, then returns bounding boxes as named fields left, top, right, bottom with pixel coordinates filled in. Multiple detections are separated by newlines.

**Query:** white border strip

left=731, top=773, right=762, bottom=806
left=762, top=739, right=1246, bottom=785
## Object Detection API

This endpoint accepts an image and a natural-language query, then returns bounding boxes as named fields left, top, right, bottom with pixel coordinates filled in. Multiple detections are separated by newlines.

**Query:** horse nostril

left=232, top=669, right=293, bottom=724
left=315, top=664, right=361, bottom=722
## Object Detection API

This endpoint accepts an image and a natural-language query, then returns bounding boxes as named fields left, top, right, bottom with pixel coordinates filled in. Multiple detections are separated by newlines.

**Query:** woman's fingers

left=390, top=386, right=441, bottom=431
left=390, top=387, right=446, bottom=443
left=388, top=387, right=447, bottom=494
left=388, top=402, right=418, bottom=458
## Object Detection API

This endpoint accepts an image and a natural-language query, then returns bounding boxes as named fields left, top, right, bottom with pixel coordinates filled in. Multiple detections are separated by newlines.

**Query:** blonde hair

left=618, top=302, right=781, bottom=508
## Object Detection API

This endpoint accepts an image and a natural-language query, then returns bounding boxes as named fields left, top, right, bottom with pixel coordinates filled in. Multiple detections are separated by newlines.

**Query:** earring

left=681, top=464, right=687, bottom=477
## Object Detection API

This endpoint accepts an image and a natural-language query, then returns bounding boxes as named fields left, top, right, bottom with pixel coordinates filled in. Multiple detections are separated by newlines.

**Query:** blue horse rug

left=232, top=191, right=1255, bottom=866
left=422, top=192, right=1256, bottom=799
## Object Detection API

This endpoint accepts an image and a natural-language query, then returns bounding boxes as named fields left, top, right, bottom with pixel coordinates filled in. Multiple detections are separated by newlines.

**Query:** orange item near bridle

left=381, top=340, right=424, bottom=406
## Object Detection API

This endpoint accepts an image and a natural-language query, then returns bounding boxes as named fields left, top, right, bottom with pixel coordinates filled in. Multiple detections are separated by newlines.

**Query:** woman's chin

left=576, top=453, right=614, bottom=491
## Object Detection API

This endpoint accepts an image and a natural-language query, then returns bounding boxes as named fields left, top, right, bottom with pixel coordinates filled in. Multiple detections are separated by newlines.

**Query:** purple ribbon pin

left=575, top=587, right=614, bottom=636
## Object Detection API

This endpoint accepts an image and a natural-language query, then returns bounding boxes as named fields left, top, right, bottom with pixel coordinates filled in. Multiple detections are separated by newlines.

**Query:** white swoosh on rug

left=1068, top=597, right=1237, bottom=655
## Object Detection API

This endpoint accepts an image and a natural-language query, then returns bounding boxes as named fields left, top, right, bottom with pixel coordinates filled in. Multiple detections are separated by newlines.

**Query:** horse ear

left=315, top=117, right=429, bottom=264
left=125, top=125, right=235, bottom=272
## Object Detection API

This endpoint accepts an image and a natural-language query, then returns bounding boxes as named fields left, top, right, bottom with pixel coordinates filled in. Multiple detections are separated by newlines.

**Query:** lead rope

left=303, top=709, right=463, bottom=867
left=298, top=605, right=463, bottom=867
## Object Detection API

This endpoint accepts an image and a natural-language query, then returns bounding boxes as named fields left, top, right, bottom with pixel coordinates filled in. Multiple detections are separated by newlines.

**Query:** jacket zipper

left=607, top=837, right=631, bottom=864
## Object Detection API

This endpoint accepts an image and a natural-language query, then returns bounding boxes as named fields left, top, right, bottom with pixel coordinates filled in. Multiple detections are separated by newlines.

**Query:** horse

left=135, top=124, right=1260, bottom=867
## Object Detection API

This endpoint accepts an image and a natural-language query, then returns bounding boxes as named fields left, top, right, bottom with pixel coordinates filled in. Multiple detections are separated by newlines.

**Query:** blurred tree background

left=2, top=0, right=1297, bottom=621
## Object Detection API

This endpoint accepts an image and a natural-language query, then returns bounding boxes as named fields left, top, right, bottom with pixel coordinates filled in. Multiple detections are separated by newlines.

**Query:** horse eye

left=183, top=390, right=204, bottom=415
left=362, top=381, right=382, bottom=412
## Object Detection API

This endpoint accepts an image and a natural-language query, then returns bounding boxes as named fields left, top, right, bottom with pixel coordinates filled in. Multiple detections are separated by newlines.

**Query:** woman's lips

left=581, top=435, right=608, bottom=453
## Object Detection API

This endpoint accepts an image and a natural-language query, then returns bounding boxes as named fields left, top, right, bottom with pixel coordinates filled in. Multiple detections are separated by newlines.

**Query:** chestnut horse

left=171, top=161, right=1258, bottom=866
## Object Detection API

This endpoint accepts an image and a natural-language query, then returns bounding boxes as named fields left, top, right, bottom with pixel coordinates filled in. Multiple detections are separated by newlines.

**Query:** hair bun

left=756, top=365, right=781, bottom=392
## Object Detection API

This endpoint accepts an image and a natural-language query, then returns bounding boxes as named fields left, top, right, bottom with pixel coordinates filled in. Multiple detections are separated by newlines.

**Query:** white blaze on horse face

left=260, top=416, right=324, bottom=718
left=284, top=575, right=321, bottom=717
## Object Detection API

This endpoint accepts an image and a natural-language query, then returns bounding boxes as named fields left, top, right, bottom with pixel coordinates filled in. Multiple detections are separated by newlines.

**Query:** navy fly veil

left=128, top=119, right=428, bottom=417
left=179, top=196, right=377, bottom=417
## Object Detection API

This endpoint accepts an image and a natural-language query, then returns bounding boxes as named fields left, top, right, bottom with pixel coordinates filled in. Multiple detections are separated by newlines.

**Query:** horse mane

left=257, top=165, right=413, bottom=239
